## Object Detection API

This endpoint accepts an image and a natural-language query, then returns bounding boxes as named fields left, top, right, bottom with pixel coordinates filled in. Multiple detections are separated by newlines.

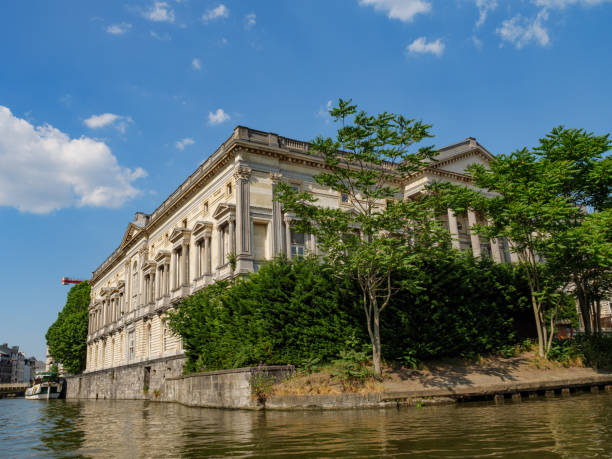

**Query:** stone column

left=284, top=215, right=292, bottom=259
left=310, top=233, right=317, bottom=256
left=229, top=217, right=236, bottom=255
left=447, top=209, right=461, bottom=250
left=234, top=165, right=252, bottom=258
left=204, top=229, right=212, bottom=274
left=467, top=209, right=481, bottom=258
left=181, top=241, right=189, bottom=286
left=170, top=250, right=177, bottom=290
left=270, top=172, right=285, bottom=256
left=124, top=261, right=131, bottom=312
left=151, top=273, right=156, bottom=302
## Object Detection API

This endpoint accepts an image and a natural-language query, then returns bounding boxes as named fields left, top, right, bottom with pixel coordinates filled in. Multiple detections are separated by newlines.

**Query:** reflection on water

left=1, top=392, right=612, bottom=457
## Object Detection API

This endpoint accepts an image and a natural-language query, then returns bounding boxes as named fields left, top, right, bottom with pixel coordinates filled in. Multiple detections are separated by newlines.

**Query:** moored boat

left=25, top=372, right=62, bottom=400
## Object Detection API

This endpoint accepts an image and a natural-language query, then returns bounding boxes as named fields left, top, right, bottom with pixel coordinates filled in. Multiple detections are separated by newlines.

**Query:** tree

left=440, top=126, right=611, bottom=356
left=276, top=99, right=448, bottom=376
left=46, top=282, right=90, bottom=374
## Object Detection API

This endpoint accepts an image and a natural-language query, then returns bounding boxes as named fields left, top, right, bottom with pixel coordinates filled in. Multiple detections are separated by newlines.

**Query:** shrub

left=169, top=257, right=363, bottom=372
left=381, top=252, right=531, bottom=362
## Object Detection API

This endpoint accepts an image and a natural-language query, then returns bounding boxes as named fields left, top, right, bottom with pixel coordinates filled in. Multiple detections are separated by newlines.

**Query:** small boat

left=25, top=372, right=62, bottom=400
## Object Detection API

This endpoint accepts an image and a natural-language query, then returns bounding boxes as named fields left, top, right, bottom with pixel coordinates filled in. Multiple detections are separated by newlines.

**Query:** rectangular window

left=291, top=230, right=305, bottom=258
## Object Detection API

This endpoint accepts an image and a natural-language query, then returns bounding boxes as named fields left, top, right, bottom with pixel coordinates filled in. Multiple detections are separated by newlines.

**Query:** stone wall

left=66, top=362, right=293, bottom=409
left=66, top=355, right=185, bottom=400
left=161, top=366, right=293, bottom=409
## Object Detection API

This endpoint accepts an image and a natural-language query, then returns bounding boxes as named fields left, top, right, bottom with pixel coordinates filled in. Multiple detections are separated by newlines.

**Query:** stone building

left=85, top=126, right=506, bottom=375
left=0, top=343, right=36, bottom=383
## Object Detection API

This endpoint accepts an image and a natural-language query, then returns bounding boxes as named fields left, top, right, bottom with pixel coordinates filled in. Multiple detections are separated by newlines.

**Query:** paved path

left=382, top=356, right=612, bottom=399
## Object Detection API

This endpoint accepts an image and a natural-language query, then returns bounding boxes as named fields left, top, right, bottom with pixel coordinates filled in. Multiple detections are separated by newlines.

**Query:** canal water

left=1, top=392, right=612, bottom=458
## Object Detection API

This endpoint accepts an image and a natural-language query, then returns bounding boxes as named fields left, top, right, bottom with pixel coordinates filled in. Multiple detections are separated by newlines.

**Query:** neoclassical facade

left=85, top=126, right=510, bottom=373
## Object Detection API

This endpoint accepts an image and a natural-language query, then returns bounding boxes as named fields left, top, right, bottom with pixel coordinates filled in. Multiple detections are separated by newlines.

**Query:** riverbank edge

left=66, top=360, right=612, bottom=410
left=264, top=374, right=612, bottom=410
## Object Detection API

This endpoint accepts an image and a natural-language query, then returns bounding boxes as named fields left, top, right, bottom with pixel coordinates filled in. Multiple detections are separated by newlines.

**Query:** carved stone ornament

left=269, top=172, right=282, bottom=184
left=233, top=164, right=252, bottom=181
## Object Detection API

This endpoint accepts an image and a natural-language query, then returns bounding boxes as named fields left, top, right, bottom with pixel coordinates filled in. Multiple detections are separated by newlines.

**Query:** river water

left=1, top=392, right=612, bottom=458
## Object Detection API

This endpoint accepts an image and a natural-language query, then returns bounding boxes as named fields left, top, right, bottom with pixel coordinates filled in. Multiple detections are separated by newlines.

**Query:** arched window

left=162, top=323, right=168, bottom=353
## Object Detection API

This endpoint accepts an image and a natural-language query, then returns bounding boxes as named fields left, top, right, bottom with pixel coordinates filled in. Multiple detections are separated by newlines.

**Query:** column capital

left=234, top=164, right=252, bottom=181
left=269, top=172, right=283, bottom=184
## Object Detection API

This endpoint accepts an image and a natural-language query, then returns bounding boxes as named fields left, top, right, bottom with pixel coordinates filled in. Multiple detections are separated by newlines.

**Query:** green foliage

left=45, top=282, right=90, bottom=374
left=434, top=125, right=611, bottom=356
left=381, top=253, right=531, bottom=362
left=249, top=365, right=276, bottom=404
left=168, top=257, right=363, bottom=373
left=275, top=98, right=445, bottom=376
left=330, top=345, right=373, bottom=386
left=547, top=335, right=612, bottom=369
left=577, top=334, right=612, bottom=369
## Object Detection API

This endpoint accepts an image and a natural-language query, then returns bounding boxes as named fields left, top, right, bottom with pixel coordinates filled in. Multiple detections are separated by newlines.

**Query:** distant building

left=0, top=343, right=40, bottom=383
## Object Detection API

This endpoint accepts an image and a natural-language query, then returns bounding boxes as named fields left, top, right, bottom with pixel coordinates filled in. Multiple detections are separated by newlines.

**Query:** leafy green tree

left=276, top=99, right=449, bottom=376
left=45, top=282, right=90, bottom=374
left=438, top=126, right=611, bottom=356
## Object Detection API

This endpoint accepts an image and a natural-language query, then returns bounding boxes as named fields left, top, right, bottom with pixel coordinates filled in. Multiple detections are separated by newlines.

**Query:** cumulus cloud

left=475, top=0, right=498, bottom=27
left=106, top=23, right=132, bottom=35
left=202, top=4, right=229, bottom=23
left=406, top=37, right=445, bottom=56
left=0, top=106, right=146, bottom=214
left=84, top=113, right=133, bottom=133
left=358, top=0, right=431, bottom=22
left=192, top=58, right=202, bottom=70
left=175, top=137, right=195, bottom=150
left=143, top=2, right=175, bottom=22
left=208, top=108, right=230, bottom=125
left=497, top=9, right=550, bottom=48
left=245, top=13, right=256, bottom=29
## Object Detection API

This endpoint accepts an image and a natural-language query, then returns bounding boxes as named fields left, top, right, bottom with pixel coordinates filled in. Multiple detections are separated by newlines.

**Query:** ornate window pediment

left=192, top=220, right=213, bottom=238
left=154, top=250, right=171, bottom=263
left=169, top=227, right=191, bottom=244
left=143, top=260, right=157, bottom=275
left=212, top=202, right=236, bottom=220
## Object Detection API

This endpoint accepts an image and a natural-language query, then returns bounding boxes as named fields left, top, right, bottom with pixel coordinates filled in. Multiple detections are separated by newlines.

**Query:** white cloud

left=475, top=0, right=498, bottom=27
left=106, top=23, right=132, bottom=35
left=245, top=13, right=256, bottom=29
left=192, top=58, right=202, bottom=70
left=143, top=2, right=175, bottom=22
left=497, top=9, right=550, bottom=48
left=406, top=37, right=445, bottom=56
left=208, top=108, right=230, bottom=125
left=202, top=4, right=229, bottom=23
left=0, top=106, right=146, bottom=214
left=317, top=100, right=333, bottom=124
left=84, top=113, right=133, bottom=133
left=534, top=0, right=612, bottom=7
left=150, top=31, right=171, bottom=40
left=358, top=0, right=431, bottom=22
left=175, top=137, right=195, bottom=150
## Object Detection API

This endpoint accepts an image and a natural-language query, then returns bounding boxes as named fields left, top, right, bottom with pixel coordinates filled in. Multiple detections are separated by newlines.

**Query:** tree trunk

left=372, top=310, right=382, bottom=377
left=531, top=294, right=545, bottom=358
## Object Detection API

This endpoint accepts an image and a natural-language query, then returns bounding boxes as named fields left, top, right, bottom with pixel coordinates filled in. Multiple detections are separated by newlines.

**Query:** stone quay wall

left=66, top=355, right=186, bottom=400
left=66, top=361, right=294, bottom=408
left=161, top=366, right=294, bottom=409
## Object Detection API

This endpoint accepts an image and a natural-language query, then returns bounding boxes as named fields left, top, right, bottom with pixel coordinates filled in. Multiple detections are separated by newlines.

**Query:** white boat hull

left=25, top=382, right=62, bottom=400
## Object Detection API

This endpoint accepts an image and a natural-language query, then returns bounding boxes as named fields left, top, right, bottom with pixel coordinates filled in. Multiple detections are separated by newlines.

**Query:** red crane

left=61, top=277, right=85, bottom=285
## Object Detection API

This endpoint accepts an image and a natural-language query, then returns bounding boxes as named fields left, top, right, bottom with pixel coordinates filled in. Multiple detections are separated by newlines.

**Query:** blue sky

left=1, top=0, right=611, bottom=360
